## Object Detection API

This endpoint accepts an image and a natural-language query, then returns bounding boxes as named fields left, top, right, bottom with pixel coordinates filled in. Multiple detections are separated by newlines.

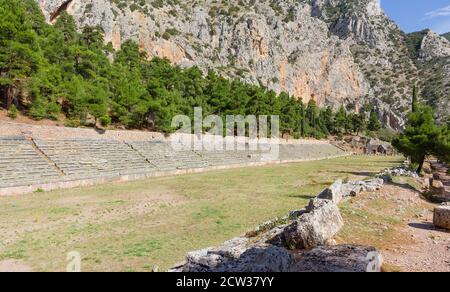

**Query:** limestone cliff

left=416, top=31, right=450, bottom=123
left=35, top=0, right=450, bottom=129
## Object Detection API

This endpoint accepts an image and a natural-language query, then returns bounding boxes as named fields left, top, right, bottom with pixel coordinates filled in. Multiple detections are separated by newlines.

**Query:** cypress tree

left=368, top=110, right=381, bottom=132
left=412, top=85, right=418, bottom=113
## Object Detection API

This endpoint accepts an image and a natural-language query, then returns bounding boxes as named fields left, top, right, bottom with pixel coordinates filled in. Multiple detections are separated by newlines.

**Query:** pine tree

left=0, top=0, right=42, bottom=109
left=412, top=85, right=418, bottom=113
left=368, top=110, right=381, bottom=132
left=335, top=106, right=347, bottom=134
left=306, top=99, right=318, bottom=130
left=301, top=102, right=306, bottom=137
left=350, top=112, right=366, bottom=136
left=393, top=104, right=444, bottom=173
left=0, top=1, right=374, bottom=134
left=322, top=106, right=335, bottom=134
left=80, top=26, right=105, bottom=51
left=54, top=12, right=77, bottom=43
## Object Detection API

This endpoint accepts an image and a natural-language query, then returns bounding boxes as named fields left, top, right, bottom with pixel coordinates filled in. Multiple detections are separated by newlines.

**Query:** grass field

left=0, top=156, right=403, bottom=271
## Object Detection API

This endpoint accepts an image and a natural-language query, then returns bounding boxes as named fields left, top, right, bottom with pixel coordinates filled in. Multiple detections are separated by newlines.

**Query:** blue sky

left=381, top=0, right=450, bottom=34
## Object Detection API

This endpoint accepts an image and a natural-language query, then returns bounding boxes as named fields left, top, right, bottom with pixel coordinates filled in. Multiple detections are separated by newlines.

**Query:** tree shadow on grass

left=336, top=170, right=380, bottom=177
left=287, top=194, right=316, bottom=200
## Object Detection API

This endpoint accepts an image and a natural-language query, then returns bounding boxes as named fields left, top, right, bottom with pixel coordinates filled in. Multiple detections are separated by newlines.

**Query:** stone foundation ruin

left=170, top=178, right=386, bottom=272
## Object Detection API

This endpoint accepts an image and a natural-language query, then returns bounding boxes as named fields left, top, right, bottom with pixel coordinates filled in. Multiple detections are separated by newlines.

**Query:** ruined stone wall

left=170, top=178, right=386, bottom=272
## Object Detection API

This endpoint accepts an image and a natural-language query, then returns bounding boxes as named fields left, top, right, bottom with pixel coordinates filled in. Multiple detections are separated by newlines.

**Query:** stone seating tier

left=0, top=137, right=61, bottom=188
left=0, top=137, right=346, bottom=189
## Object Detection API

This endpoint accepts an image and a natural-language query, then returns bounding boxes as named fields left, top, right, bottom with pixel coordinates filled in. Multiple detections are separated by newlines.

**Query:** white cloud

left=423, top=5, right=450, bottom=20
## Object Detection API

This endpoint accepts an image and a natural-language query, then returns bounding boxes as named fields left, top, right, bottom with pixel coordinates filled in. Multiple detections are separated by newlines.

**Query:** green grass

left=0, top=156, right=403, bottom=271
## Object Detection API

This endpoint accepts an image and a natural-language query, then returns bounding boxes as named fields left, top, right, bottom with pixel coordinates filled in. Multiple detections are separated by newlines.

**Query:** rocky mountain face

left=416, top=31, right=450, bottom=123
left=442, top=33, right=450, bottom=42
left=35, top=0, right=450, bottom=129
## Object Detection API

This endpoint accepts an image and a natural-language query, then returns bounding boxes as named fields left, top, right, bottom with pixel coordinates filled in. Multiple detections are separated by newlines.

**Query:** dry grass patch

left=0, top=156, right=403, bottom=271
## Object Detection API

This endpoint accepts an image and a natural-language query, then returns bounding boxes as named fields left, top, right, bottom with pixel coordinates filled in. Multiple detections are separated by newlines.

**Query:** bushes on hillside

left=0, top=0, right=389, bottom=139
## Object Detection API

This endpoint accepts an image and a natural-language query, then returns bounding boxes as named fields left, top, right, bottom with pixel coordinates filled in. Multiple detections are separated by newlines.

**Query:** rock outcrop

left=292, top=244, right=382, bottom=272
left=284, top=198, right=344, bottom=249
left=419, top=31, right=450, bottom=61
left=34, top=0, right=450, bottom=129
left=172, top=238, right=295, bottom=272
left=416, top=31, right=450, bottom=123
left=171, top=242, right=382, bottom=272
left=35, top=0, right=369, bottom=109
left=318, top=178, right=384, bottom=203
left=171, top=177, right=385, bottom=272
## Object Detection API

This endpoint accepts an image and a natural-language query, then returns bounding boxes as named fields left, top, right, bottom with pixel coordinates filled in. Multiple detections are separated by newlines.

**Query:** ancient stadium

left=0, top=121, right=448, bottom=272
left=1, top=0, right=449, bottom=275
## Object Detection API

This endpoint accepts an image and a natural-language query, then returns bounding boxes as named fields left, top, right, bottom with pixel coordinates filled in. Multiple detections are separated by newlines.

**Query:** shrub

left=7, top=105, right=18, bottom=119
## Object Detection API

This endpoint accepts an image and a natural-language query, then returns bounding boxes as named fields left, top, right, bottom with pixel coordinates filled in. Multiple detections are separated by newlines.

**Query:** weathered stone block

left=291, top=245, right=383, bottom=272
left=431, top=180, right=445, bottom=196
left=318, top=180, right=344, bottom=204
left=433, top=205, right=450, bottom=230
left=284, top=198, right=344, bottom=250
left=318, top=179, right=384, bottom=204
left=173, top=238, right=294, bottom=272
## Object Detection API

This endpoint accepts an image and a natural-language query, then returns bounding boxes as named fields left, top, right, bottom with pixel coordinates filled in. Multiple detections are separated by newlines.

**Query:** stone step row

left=0, top=138, right=346, bottom=188
left=0, top=138, right=62, bottom=188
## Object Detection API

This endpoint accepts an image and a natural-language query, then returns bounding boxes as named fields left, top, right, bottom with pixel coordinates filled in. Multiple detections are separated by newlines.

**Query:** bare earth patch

left=0, top=109, right=60, bottom=127
left=0, top=260, right=32, bottom=272
left=339, top=180, right=450, bottom=272
left=383, top=209, right=450, bottom=272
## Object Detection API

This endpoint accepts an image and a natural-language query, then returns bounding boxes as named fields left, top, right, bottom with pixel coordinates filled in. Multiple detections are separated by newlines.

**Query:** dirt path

left=382, top=208, right=450, bottom=272
left=339, top=178, right=450, bottom=272
left=379, top=182, right=450, bottom=272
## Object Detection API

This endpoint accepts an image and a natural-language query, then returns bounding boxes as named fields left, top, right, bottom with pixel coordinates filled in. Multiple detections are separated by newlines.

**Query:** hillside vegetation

left=442, top=33, right=450, bottom=42
left=0, top=0, right=385, bottom=139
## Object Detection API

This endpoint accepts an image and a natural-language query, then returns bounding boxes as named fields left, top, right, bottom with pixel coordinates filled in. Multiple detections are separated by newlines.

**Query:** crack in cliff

left=50, top=0, right=74, bottom=22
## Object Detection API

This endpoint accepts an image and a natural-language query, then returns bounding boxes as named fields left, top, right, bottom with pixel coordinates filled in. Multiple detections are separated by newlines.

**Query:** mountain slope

left=415, top=31, right=450, bottom=122
left=35, top=0, right=450, bottom=128
left=442, top=32, right=450, bottom=42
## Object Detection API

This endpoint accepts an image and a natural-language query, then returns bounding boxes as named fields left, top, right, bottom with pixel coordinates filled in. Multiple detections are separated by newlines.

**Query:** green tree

left=115, top=40, right=146, bottom=70
left=412, top=85, right=418, bottom=112
left=80, top=26, right=105, bottom=51
left=368, top=110, right=381, bottom=132
left=0, top=0, right=42, bottom=109
left=335, top=106, right=347, bottom=134
left=434, top=122, right=450, bottom=164
left=54, top=12, right=77, bottom=43
left=111, top=66, right=149, bottom=127
left=306, top=99, right=318, bottom=130
left=392, top=104, right=444, bottom=173
left=350, top=112, right=366, bottom=136
left=0, top=1, right=378, bottom=136
left=322, top=106, right=335, bottom=134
